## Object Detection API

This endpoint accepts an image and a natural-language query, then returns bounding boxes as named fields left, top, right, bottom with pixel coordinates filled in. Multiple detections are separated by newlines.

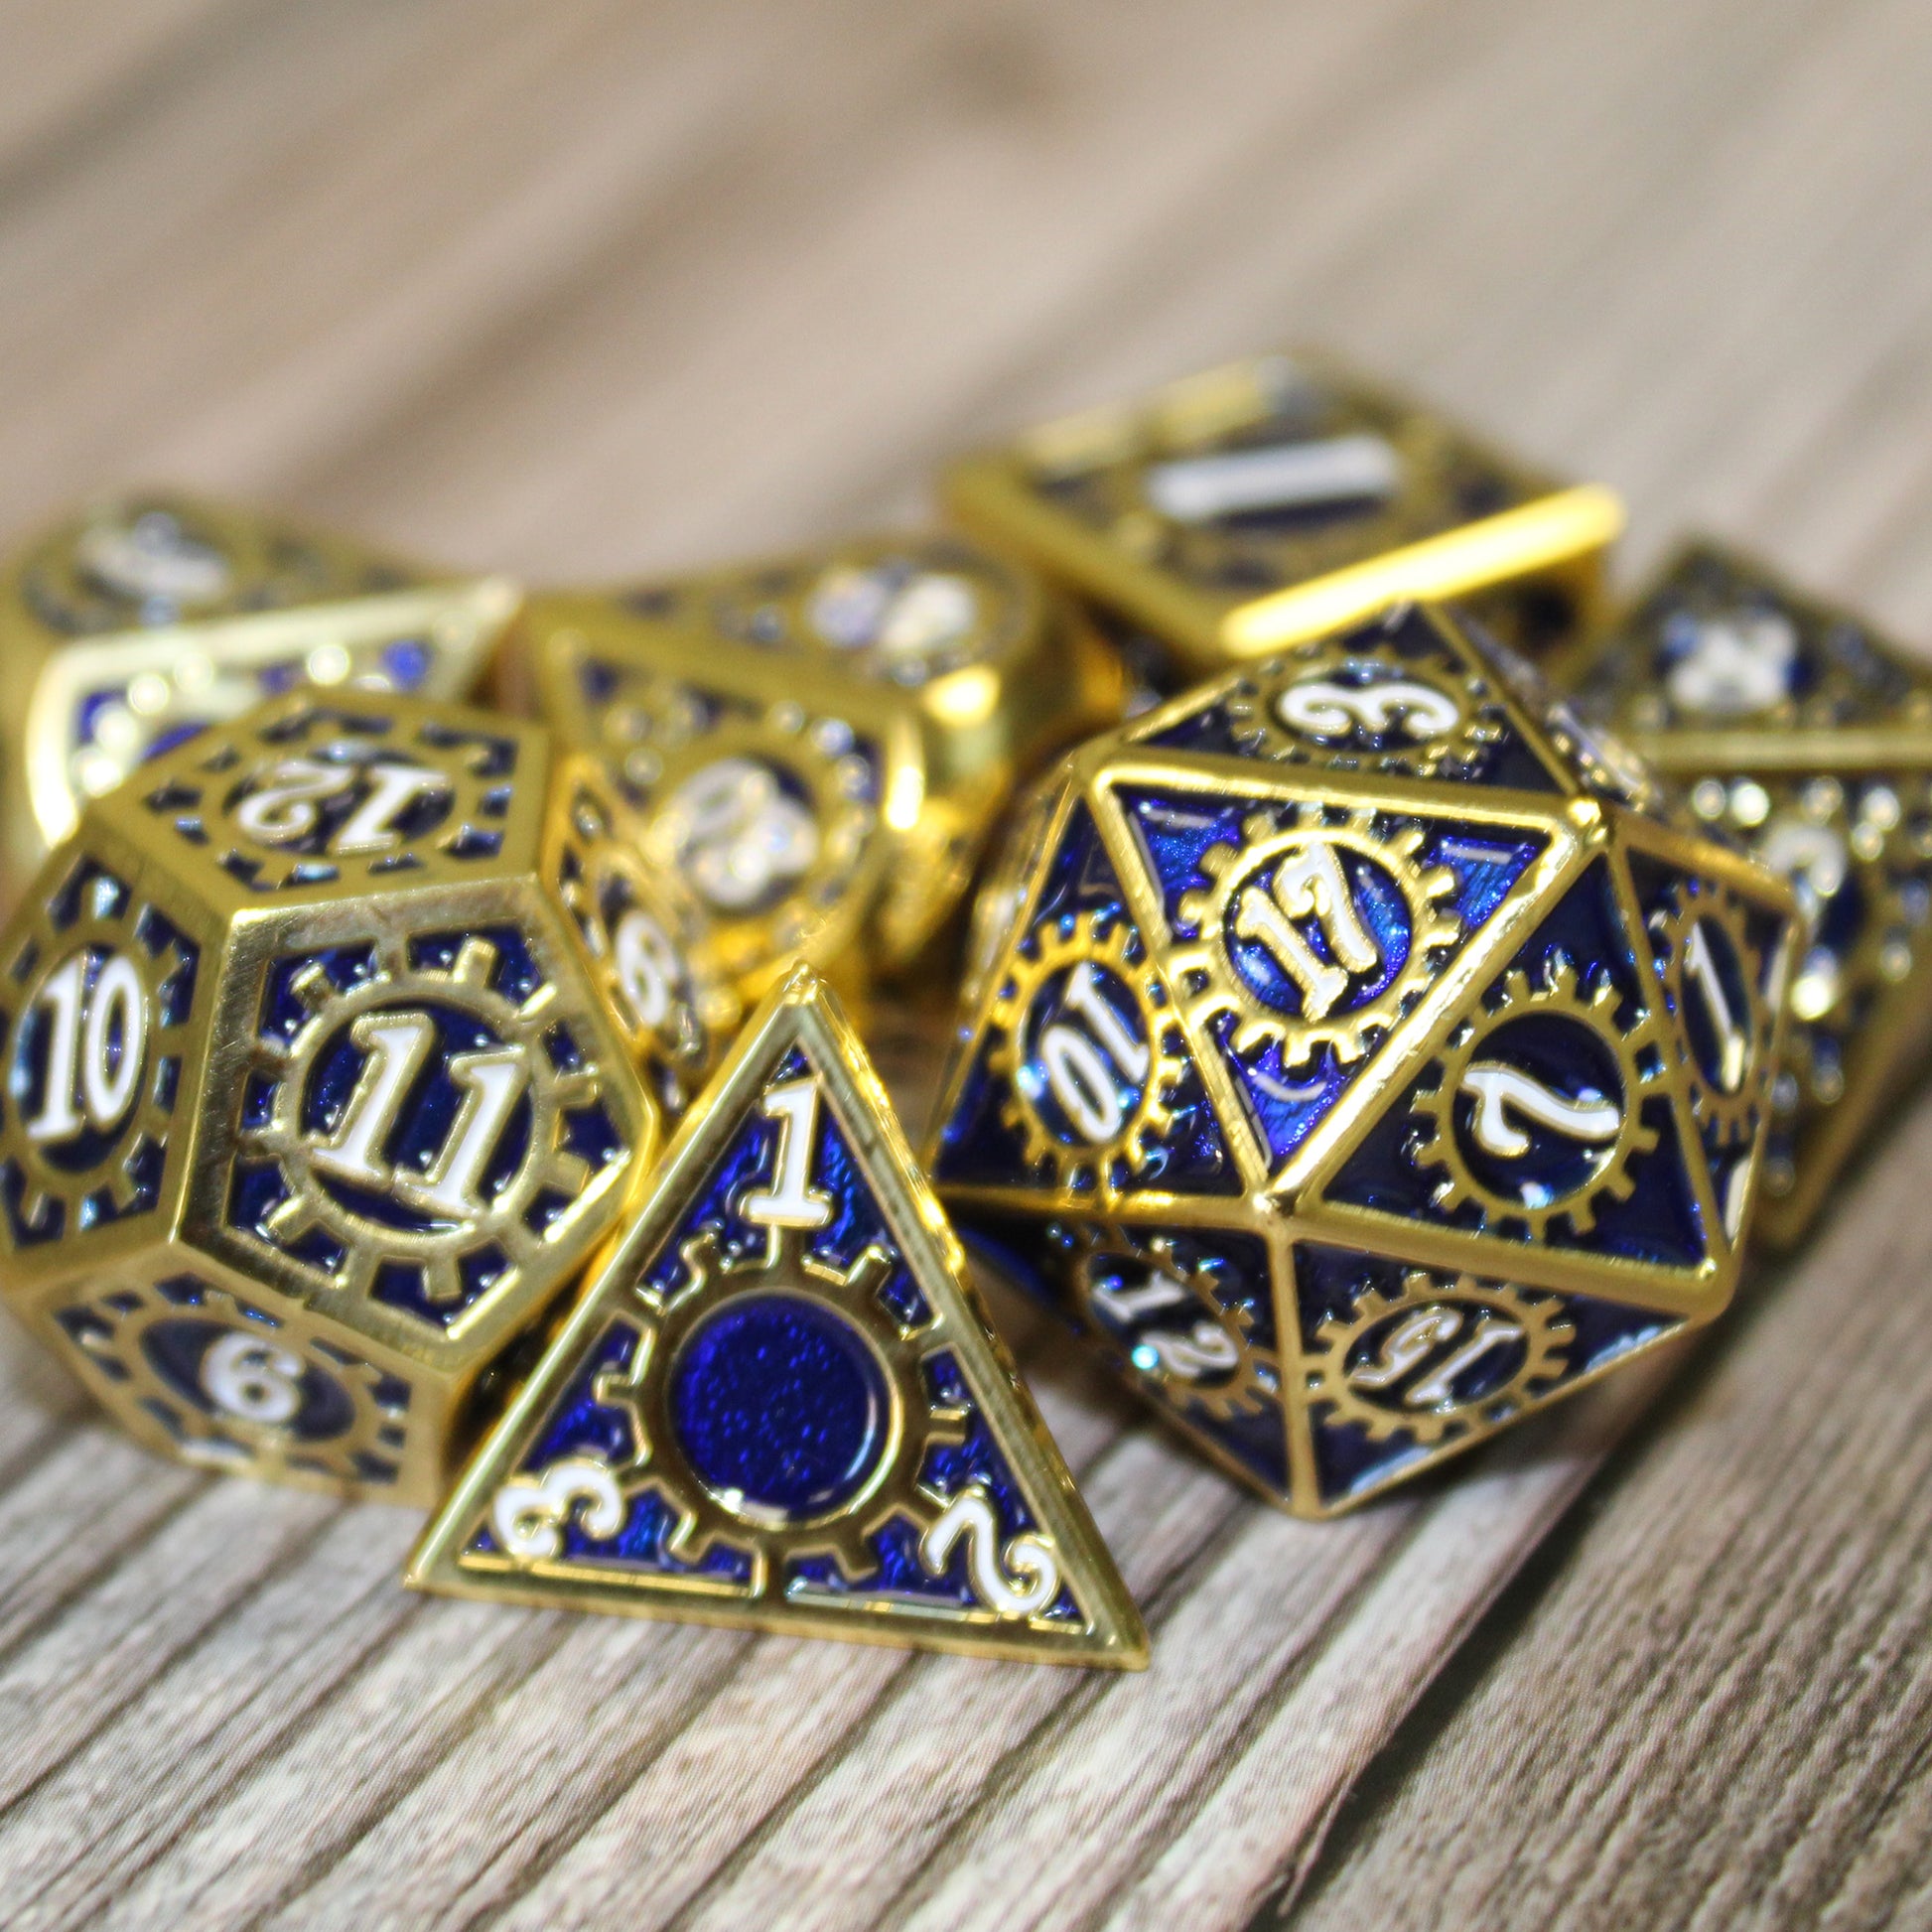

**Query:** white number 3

left=491, top=1457, right=627, bottom=1562
left=920, top=1484, right=1061, bottom=1617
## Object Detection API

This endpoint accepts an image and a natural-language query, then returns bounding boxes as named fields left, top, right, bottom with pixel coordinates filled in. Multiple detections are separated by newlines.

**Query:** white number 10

left=26, top=951, right=147, bottom=1143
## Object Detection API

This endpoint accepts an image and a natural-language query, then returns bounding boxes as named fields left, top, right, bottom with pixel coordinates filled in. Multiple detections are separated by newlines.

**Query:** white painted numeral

left=1145, top=432, right=1400, bottom=523
left=1460, top=1063, right=1620, bottom=1158
left=1139, top=1321, right=1242, bottom=1381
left=310, top=1010, right=529, bottom=1221
left=491, top=1457, right=626, bottom=1563
left=920, top=1485, right=1060, bottom=1618
left=1684, top=921, right=1748, bottom=1093
left=26, top=951, right=148, bottom=1143
left=1403, top=1315, right=1524, bottom=1406
left=1233, top=843, right=1378, bottom=1021
left=201, top=1330, right=304, bottom=1425
left=614, top=907, right=681, bottom=1030
left=234, top=756, right=449, bottom=852
left=1346, top=1305, right=1525, bottom=1408
left=1667, top=611, right=1797, bottom=717
left=1275, top=676, right=1462, bottom=743
left=1038, top=960, right=1150, bottom=1146
left=1089, top=1268, right=1191, bottom=1325
left=743, top=1076, right=832, bottom=1229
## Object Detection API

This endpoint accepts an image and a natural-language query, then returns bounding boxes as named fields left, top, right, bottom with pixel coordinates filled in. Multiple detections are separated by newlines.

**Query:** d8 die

left=926, top=601, right=1797, bottom=1515
left=0, top=489, right=515, bottom=886
left=514, top=531, right=1121, bottom=1000
left=943, top=350, right=1623, bottom=704
left=1568, top=541, right=1932, bottom=1246
left=0, top=691, right=665, bottom=1503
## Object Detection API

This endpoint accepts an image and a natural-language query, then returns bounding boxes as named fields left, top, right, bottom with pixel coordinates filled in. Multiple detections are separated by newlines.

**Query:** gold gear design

left=245, top=930, right=614, bottom=1310
left=61, top=1276, right=409, bottom=1484
left=1069, top=1226, right=1281, bottom=1425
left=0, top=864, right=195, bottom=1236
left=1308, top=1271, right=1573, bottom=1445
left=592, top=1225, right=969, bottom=1592
left=1173, top=805, right=1459, bottom=1067
left=1221, top=635, right=1504, bottom=779
left=1410, top=953, right=1661, bottom=1239
left=986, top=910, right=1184, bottom=1198
left=1645, top=882, right=1773, bottom=1149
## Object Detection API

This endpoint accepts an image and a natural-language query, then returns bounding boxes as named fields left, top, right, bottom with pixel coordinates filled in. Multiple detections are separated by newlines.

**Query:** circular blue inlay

left=669, top=1293, right=889, bottom=1520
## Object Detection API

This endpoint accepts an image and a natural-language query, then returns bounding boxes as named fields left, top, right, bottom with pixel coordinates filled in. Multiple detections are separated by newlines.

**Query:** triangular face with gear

left=1292, top=1241, right=1685, bottom=1512
left=1125, top=604, right=1567, bottom=793
left=1316, top=861, right=1716, bottom=1287
left=409, top=966, right=1148, bottom=1668
left=1106, top=776, right=1549, bottom=1177
left=931, top=799, right=1239, bottom=1204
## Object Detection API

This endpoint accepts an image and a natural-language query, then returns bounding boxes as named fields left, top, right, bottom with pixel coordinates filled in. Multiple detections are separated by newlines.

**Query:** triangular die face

left=1321, top=860, right=1712, bottom=1274
left=1626, top=850, right=1789, bottom=1249
left=25, top=582, right=512, bottom=853
left=1577, top=540, right=1932, bottom=742
left=1115, top=779, right=1546, bottom=1175
left=1293, top=1241, right=1684, bottom=1510
left=933, top=802, right=1238, bottom=1202
left=411, top=968, right=1147, bottom=1668
left=1129, top=604, right=1563, bottom=794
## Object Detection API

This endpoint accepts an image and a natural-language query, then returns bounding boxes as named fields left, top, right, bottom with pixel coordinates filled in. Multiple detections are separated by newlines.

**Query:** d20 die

left=0, top=691, right=662, bottom=1503
left=927, top=601, right=1797, bottom=1515
left=515, top=530, right=1121, bottom=999
left=0, top=489, right=514, bottom=882
left=410, top=963, right=1147, bottom=1667
left=943, top=349, right=1623, bottom=704
left=1568, top=540, right=1932, bottom=1246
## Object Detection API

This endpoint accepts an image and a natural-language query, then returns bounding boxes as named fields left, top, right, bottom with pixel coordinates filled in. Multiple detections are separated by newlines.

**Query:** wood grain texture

left=0, top=3, right=1926, bottom=1927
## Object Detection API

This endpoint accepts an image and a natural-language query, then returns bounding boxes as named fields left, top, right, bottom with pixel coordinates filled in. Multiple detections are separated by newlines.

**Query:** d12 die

left=927, top=601, right=1797, bottom=1516
left=0, top=691, right=664, bottom=1504
left=1567, top=540, right=1932, bottom=1246
left=0, top=489, right=515, bottom=884
left=514, top=531, right=1121, bottom=1000
left=410, top=963, right=1147, bottom=1667
left=943, top=350, right=1624, bottom=703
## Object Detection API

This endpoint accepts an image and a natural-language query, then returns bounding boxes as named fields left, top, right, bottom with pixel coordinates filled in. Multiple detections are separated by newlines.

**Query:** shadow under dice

left=930, top=601, right=1797, bottom=1515
left=0, top=691, right=661, bottom=1504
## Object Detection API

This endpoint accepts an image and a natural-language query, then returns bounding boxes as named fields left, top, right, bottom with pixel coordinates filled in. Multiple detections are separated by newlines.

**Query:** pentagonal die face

left=930, top=603, right=1796, bottom=1513
left=0, top=692, right=659, bottom=1502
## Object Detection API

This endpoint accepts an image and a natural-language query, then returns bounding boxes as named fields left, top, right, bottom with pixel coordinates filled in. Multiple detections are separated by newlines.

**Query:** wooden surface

left=2, top=4, right=1930, bottom=1927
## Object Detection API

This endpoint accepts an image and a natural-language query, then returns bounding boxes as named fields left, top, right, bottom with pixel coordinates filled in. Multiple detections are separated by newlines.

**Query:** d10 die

left=0, top=691, right=667, bottom=1504
left=927, top=601, right=1797, bottom=1516
left=515, top=531, right=1121, bottom=1000
left=943, top=350, right=1624, bottom=703
left=0, top=489, right=515, bottom=884
left=1568, top=540, right=1932, bottom=1246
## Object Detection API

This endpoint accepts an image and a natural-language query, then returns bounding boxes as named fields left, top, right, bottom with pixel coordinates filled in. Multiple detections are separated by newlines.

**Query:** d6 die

left=514, top=531, right=1121, bottom=1000
left=0, top=490, right=515, bottom=886
left=1568, top=541, right=1932, bottom=1246
left=927, top=602, right=1797, bottom=1515
left=0, top=691, right=669, bottom=1503
left=943, top=350, right=1623, bottom=704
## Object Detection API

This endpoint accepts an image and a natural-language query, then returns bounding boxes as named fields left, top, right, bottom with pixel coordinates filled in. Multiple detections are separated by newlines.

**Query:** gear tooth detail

left=1309, top=1271, right=1574, bottom=1446
left=985, top=909, right=1183, bottom=1202
left=1172, top=801, right=1460, bottom=1071
left=1408, top=951, right=1665, bottom=1242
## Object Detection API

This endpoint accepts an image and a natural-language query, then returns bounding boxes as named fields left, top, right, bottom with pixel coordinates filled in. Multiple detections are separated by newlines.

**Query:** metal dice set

left=0, top=348, right=1901, bottom=1666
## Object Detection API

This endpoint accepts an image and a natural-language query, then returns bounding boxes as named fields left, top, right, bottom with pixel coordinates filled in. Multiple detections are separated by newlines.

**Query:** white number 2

left=920, top=1484, right=1060, bottom=1617
left=26, top=950, right=147, bottom=1144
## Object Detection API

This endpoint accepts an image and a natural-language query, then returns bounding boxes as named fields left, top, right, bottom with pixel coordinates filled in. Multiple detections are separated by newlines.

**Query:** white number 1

left=743, top=1076, right=832, bottom=1229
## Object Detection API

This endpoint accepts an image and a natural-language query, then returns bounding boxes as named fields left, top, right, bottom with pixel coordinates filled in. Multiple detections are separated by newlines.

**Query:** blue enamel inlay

left=1217, top=1025, right=1353, bottom=1164
left=670, top=1295, right=890, bottom=1516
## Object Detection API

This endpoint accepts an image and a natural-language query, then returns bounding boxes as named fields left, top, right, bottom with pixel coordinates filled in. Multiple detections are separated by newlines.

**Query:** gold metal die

left=0, top=490, right=515, bottom=888
left=1568, top=539, right=1932, bottom=1246
left=512, top=531, right=1122, bottom=1001
left=0, top=690, right=659, bottom=1504
left=409, top=964, right=1148, bottom=1668
left=927, top=601, right=1798, bottom=1516
left=942, top=350, right=1624, bottom=701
